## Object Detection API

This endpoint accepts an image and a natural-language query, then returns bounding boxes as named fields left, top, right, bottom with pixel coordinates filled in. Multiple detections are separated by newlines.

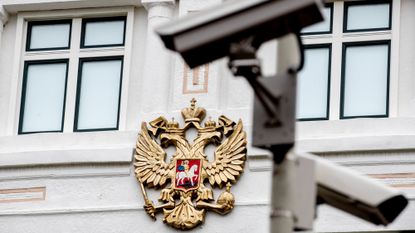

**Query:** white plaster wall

left=397, top=0, right=415, bottom=117
left=0, top=157, right=273, bottom=233
left=125, top=6, right=149, bottom=130
left=0, top=15, right=17, bottom=135
left=0, top=206, right=270, bottom=233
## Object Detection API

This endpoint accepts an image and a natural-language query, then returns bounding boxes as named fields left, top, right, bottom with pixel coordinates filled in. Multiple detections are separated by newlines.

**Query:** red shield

left=174, top=159, right=202, bottom=192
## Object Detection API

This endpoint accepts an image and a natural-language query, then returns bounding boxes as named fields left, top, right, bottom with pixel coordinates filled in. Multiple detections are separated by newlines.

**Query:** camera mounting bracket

left=227, top=33, right=305, bottom=163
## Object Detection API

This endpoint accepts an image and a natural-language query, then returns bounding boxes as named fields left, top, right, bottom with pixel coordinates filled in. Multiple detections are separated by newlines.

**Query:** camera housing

left=298, top=151, right=408, bottom=225
left=156, top=0, right=323, bottom=68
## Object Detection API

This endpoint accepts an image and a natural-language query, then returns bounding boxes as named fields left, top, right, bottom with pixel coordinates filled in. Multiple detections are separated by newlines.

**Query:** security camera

left=156, top=0, right=324, bottom=68
left=298, top=151, right=408, bottom=225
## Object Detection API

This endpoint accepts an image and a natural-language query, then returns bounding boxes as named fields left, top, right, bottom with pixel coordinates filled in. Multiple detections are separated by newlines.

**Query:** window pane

left=82, top=18, right=125, bottom=47
left=297, top=47, right=330, bottom=120
left=75, top=58, right=123, bottom=130
left=28, top=22, right=71, bottom=50
left=20, top=62, right=68, bottom=133
left=342, top=43, right=389, bottom=118
left=302, top=6, right=332, bottom=34
left=345, top=3, right=390, bottom=31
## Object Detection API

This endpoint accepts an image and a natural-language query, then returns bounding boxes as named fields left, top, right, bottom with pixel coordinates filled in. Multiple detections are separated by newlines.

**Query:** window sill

left=2, top=118, right=414, bottom=168
left=297, top=117, right=415, bottom=153
left=0, top=131, right=137, bottom=168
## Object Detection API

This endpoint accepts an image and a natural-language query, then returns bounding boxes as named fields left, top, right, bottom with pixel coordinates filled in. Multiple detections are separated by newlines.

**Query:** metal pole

left=270, top=34, right=301, bottom=233
left=271, top=151, right=297, bottom=233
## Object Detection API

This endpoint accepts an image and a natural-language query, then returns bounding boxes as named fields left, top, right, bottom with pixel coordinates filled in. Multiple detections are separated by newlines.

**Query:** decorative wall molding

left=0, top=164, right=131, bottom=181
left=0, top=201, right=269, bottom=216
left=1, top=0, right=141, bottom=13
left=0, top=148, right=134, bottom=168
left=246, top=147, right=272, bottom=172
left=319, top=150, right=415, bottom=166
left=298, top=135, right=415, bottom=153
left=0, top=130, right=136, bottom=168
left=141, top=0, right=174, bottom=11
left=183, top=64, right=210, bottom=94
left=297, top=118, right=415, bottom=152
left=0, top=187, right=45, bottom=203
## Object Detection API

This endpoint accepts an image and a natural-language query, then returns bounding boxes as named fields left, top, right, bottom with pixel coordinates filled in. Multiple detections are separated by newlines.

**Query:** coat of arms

left=134, top=99, right=247, bottom=230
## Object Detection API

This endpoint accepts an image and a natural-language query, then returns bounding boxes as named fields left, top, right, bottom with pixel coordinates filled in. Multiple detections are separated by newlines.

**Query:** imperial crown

left=204, top=118, right=216, bottom=128
left=166, top=118, right=179, bottom=129
left=181, top=98, right=206, bottom=123
left=165, top=118, right=183, bottom=135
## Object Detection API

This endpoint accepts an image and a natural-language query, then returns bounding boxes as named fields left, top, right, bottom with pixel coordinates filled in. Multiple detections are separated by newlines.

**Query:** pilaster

left=140, top=0, right=175, bottom=118
left=0, top=5, right=9, bottom=43
left=0, top=5, right=8, bottom=24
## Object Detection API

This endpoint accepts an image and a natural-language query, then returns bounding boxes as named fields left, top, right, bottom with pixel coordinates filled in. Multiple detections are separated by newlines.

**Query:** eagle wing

left=204, top=120, right=247, bottom=187
left=134, top=122, right=174, bottom=188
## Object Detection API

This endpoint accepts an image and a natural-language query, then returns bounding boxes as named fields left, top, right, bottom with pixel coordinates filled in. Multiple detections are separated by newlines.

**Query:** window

left=26, top=20, right=72, bottom=51
left=81, top=17, right=126, bottom=48
left=341, top=41, right=390, bottom=118
left=344, top=0, right=392, bottom=32
left=74, top=57, right=123, bottom=131
left=298, top=0, right=392, bottom=120
left=19, top=60, right=69, bottom=133
left=297, top=45, right=331, bottom=121
left=301, top=3, right=333, bottom=35
left=19, top=16, right=127, bottom=134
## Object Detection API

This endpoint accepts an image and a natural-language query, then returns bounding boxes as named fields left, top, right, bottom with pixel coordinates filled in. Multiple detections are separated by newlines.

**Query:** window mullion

left=324, top=1, right=343, bottom=120
left=302, top=36, right=334, bottom=45
left=328, top=40, right=342, bottom=120
left=23, top=52, right=70, bottom=61
left=342, top=33, right=392, bottom=43
left=63, top=18, right=82, bottom=133
left=78, top=48, right=125, bottom=58
left=332, top=1, right=344, bottom=38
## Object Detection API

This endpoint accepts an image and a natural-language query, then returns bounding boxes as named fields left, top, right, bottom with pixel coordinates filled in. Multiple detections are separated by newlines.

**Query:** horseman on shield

left=175, top=159, right=200, bottom=189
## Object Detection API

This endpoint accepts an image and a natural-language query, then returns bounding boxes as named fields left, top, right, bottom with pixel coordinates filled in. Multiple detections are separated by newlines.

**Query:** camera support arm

left=228, top=37, right=281, bottom=127
left=227, top=33, right=305, bottom=163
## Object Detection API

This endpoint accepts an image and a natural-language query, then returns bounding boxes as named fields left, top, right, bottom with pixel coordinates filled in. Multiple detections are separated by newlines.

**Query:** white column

left=141, top=0, right=175, bottom=116
left=0, top=6, right=9, bottom=50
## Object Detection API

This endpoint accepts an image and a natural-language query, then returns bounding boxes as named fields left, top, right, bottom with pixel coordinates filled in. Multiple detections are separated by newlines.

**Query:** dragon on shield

left=134, top=98, right=247, bottom=230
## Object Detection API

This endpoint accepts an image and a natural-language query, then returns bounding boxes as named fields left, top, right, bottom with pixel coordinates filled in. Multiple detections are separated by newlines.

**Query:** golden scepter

left=137, top=178, right=156, bottom=220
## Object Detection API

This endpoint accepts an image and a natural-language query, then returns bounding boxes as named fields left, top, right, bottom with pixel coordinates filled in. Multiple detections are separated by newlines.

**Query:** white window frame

left=7, top=7, right=135, bottom=135
left=297, top=0, right=402, bottom=152
left=300, top=0, right=398, bottom=120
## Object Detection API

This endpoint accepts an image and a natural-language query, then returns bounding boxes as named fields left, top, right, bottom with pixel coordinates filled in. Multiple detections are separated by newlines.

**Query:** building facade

left=0, top=0, right=414, bottom=232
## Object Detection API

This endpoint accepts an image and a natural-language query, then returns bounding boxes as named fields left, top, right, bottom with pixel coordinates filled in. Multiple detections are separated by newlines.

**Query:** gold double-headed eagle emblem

left=134, top=99, right=247, bottom=230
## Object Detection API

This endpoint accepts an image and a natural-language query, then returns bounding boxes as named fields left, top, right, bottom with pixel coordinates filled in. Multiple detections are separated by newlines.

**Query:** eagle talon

left=144, top=201, right=157, bottom=220
left=159, top=187, right=174, bottom=202
left=197, top=185, right=214, bottom=201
